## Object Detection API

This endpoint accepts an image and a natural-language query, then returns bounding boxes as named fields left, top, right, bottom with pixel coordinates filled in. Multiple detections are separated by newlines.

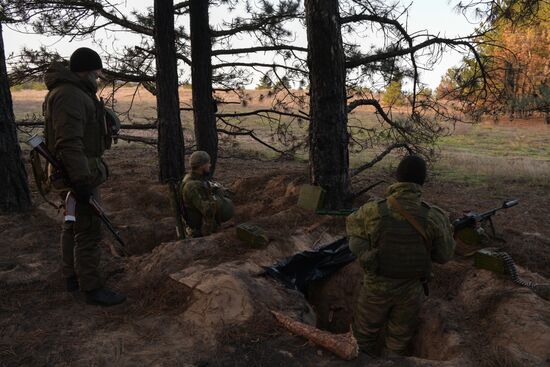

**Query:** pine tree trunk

left=154, top=0, right=186, bottom=183
left=305, top=0, right=351, bottom=209
left=504, top=61, right=515, bottom=120
left=0, top=22, right=32, bottom=213
left=189, top=0, right=218, bottom=174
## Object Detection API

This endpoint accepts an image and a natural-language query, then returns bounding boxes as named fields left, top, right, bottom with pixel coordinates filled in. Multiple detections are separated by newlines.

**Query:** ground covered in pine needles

left=1, top=139, right=550, bottom=367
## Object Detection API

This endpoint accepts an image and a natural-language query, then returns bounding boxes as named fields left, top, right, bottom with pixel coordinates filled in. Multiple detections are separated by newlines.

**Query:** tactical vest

left=375, top=199, right=432, bottom=279
left=43, top=83, right=111, bottom=159
left=181, top=177, right=234, bottom=237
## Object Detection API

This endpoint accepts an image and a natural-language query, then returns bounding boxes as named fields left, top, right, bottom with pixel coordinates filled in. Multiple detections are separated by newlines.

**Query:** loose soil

left=1, top=142, right=549, bottom=367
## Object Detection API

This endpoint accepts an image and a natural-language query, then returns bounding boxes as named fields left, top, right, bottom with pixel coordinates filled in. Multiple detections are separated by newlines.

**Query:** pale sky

left=3, top=0, right=479, bottom=89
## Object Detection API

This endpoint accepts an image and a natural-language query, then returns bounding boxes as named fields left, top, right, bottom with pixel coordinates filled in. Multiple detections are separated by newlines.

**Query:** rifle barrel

left=89, top=198, right=126, bottom=247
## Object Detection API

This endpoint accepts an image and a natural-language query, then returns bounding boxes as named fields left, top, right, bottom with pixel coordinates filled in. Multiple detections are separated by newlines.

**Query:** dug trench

left=1, top=144, right=550, bottom=367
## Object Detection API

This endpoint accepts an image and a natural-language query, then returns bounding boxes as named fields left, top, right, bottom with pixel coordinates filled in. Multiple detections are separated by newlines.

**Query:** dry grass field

left=13, top=87, right=550, bottom=188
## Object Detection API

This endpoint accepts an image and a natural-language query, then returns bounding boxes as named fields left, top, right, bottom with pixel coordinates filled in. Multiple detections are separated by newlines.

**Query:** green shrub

left=382, top=80, right=407, bottom=106
left=11, top=81, right=46, bottom=91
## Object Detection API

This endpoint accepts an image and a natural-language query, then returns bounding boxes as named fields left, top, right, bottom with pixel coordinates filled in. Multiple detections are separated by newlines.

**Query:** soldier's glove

left=72, top=183, right=93, bottom=203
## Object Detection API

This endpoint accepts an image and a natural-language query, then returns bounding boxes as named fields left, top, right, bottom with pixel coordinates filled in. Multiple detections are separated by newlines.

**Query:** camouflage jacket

left=43, top=62, right=109, bottom=189
left=181, top=172, right=218, bottom=237
left=346, top=182, right=455, bottom=294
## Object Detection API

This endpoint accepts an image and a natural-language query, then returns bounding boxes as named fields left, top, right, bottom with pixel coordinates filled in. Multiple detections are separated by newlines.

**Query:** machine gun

left=267, top=199, right=521, bottom=290
left=27, top=135, right=127, bottom=254
left=453, top=199, right=519, bottom=245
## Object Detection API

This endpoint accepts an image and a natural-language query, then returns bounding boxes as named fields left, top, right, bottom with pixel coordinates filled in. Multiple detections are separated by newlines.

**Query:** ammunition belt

left=495, top=251, right=548, bottom=292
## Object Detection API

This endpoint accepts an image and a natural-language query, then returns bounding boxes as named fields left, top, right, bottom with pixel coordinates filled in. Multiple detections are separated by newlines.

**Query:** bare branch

left=212, top=45, right=307, bottom=56
left=217, top=109, right=309, bottom=120
left=212, top=62, right=306, bottom=74
left=346, top=37, right=479, bottom=68
left=350, top=143, right=412, bottom=177
left=347, top=98, right=402, bottom=130
left=103, top=69, right=156, bottom=83
left=350, top=180, right=386, bottom=199
left=9, top=0, right=154, bottom=36
left=217, top=117, right=291, bottom=157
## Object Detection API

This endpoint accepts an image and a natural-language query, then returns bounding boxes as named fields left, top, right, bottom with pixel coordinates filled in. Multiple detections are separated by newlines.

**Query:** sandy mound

left=3, top=150, right=550, bottom=367
left=307, top=254, right=550, bottom=366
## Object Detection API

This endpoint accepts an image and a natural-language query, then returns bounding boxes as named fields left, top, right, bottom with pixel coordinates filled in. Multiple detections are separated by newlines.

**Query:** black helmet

left=396, top=155, right=427, bottom=185
left=70, top=47, right=103, bottom=72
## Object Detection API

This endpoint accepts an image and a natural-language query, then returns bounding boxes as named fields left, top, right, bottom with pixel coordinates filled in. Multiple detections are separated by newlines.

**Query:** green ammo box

left=297, top=184, right=326, bottom=211
left=236, top=223, right=269, bottom=248
left=474, top=248, right=505, bottom=274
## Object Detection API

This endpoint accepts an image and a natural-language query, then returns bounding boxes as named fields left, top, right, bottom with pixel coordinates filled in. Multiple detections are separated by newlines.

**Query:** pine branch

left=212, top=45, right=307, bottom=56
left=216, top=109, right=309, bottom=120
left=212, top=62, right=306, bottom=74
left=345, top=36, right=479, bottom=68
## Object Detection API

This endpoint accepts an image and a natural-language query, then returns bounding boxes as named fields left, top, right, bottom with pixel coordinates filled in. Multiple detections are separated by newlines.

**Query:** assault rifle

left=453, top=199, right=519, bottom=244
left=27, top=135, right=127, bottom=253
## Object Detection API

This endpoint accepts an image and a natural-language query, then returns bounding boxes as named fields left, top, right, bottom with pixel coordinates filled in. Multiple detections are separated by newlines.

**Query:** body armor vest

left=375, top=199, right=432, bottom=279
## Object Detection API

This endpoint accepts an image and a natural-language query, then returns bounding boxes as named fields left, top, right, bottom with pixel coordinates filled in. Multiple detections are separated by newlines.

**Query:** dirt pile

left=417, top=263, right=550, bottom=366
left=2, top=147, right=550, bottom=366
left=231, top=173, right=305, bottom=221
left=309, top=256, right=550, bottom=366
left=306, top=261, right=364, bottom=333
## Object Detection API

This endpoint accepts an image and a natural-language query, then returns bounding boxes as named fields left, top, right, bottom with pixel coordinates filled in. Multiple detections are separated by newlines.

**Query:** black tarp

left=264, top=237, right=356, bottom=293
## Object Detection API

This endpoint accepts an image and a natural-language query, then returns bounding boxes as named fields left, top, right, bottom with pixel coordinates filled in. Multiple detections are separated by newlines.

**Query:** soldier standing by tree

left=43, top=48, right=125, bottom=306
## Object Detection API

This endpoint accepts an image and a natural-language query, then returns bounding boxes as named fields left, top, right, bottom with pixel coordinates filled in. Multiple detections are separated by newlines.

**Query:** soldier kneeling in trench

left=346, top=155, right=455, bottom=357
left=180, top=151, right=234, bottom=238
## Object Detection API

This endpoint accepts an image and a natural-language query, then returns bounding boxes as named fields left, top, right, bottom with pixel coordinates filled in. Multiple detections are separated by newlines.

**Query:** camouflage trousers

left=353, top=281, right=423, bottom=356
left=60, top=189, right=102, bottom=291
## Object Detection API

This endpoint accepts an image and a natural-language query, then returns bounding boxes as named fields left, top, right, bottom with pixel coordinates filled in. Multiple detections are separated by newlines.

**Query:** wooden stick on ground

left=271, top=310, right=358, bottom=360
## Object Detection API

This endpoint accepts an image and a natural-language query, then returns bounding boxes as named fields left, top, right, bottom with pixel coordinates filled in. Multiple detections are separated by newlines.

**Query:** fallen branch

left=116, top=134, right=157, bottom=145
left=16, top=120, right=158, bottom=130
left=271, top=310, right=358, bottom=361
left=119, top=123, right=158, bottom=130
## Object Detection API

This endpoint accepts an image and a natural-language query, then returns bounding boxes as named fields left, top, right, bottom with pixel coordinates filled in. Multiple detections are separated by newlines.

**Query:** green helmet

left=216, top=196, right=235, bottom=223
left=190, top=151, right=211, bottom=169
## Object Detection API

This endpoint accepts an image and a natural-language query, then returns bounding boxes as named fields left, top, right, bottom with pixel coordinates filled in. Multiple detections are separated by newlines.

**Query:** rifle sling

left=387, top=196, right=431, bottom=250
left=29, top=150, right=62, bottom=210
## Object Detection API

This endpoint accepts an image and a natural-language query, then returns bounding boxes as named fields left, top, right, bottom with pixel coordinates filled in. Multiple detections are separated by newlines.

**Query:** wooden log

left=116, top=134, right=157, bottom=145
left=271, top=310, right=358, bottom=360
left=16, top=120, right=158, bottom=130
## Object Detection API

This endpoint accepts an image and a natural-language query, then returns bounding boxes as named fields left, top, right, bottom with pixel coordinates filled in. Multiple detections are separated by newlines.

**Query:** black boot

left=85, top=288, right=126, bottom=306
left=66, top=275, right=79, bottom=292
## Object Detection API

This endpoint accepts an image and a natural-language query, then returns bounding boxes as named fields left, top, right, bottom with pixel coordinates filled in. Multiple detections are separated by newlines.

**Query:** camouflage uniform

left=346, top=182, right=455, bottom=356
left=181, top=172, right=219, bottom=237
left=43, top=62, right=110, bottom=291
